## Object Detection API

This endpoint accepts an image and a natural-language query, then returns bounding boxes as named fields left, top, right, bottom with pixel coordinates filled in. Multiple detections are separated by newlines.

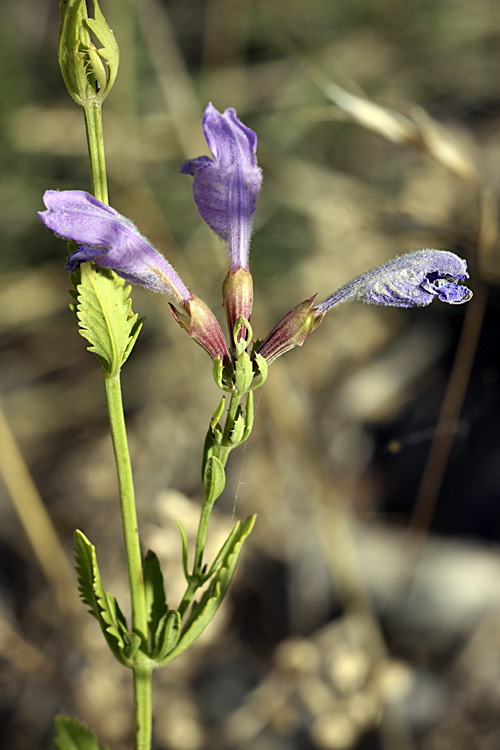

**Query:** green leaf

left=152, top=609, right=181, bottom=662
left=144, top=551, right=168, bottom=643
left=74, top=530, right=130, bottom=666
left=176, top=521, right=190, bottom=582
left=157, top=515, right=256, bottom=666
left=202, top=456, right=226, bottom=506
left=234, top=351, right=254, bottom=395
left=250, top=353, right=268, bottom=391
left=74, top=263, right=142, bottom=377
left=229, top=411, right=245, bottom=446
left=84, top=0, right=120, bottom=99
left=54, top=715, right=109, bottom=750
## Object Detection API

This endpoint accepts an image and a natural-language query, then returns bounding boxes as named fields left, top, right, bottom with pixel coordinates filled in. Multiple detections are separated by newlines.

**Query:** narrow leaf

left=144, top=551, right=167, bottom=641
left=74, top=530, right=129, bottom=665
left=176, top=521, right=190, bottom=582
left=153, top=609, right=181, bottom=662
left=157, top=515, right=256, bottom=665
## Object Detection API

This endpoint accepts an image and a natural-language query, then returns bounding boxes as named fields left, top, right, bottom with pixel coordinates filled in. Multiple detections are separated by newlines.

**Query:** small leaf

left=230, top=412, right=245, bottom=446
left=144, top=551, right=167, bottom=642
left=53, top=715, right=108, bottom=750
left=234, top=351, right=254, bottom=395
left=75, top=263, right=141, bottom=377
left=250, top=353, right=268, bottom=391
left=157, top=515, right=256, bottom=665
left=176, top=521, right=190, bottom=582
left=210, top=396, right=226, bottom=433
left=153, top=609, right=181, bottom=661
left=203, top=456, right=226, bottom=506
left=123, top=632, right=142, bottom=661
left=74, top=530, right=130, bottom=666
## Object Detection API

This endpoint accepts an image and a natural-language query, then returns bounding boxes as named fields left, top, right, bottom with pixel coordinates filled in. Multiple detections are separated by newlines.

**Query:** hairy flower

left=257, top=250, right=472, bottom=366
left=313, top=249, right=472, bottom=315
left=181, top=103, right=262, bottom=271
left=39, top=190, right=231, bottom=364
left=39, top=190, right=191, bottom=307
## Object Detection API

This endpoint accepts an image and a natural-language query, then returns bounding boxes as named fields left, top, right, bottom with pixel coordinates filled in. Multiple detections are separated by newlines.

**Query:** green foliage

left=156, top=515, right=256, bottom=666
left=72, top=263, right=144, bottom=377
left=59, top=0, right=119, bottom=105
left=202, top=456, right=226, bottom=506
left=53, top=715, right=108, bottom=750
left=144, top=551, right=167, bottom=640
left=74, top=530, right=136, bottom=666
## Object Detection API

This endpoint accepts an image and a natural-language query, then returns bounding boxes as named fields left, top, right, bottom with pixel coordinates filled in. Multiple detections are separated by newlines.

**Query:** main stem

left=104, top=376, right=148, bottom=640
left=83, top=100, right=109, bottom=204
left=83, top=98, right=152, bottom=750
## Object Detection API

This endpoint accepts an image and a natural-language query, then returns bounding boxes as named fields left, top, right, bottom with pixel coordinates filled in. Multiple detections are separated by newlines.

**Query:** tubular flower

left=313, top=249, right=472, bottom=315
left=39, top=190, right=191, bottom=306
left=38, top=190, right=231, bottom=364
left=181, top=103, right=262, bottom=272
left=258, top=250, right=472, bottom=365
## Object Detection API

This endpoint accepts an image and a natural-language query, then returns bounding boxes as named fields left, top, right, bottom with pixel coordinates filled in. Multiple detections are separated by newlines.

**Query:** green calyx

left=59, top=0, right=119, bottom=106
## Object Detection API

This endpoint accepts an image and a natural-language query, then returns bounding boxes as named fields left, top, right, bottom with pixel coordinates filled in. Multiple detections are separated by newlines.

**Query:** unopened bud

left=256, top=297, right=324, bottom=365
left=170, top=295, right=232, bottom=370
left=222, top=267, right=253, bottom=347
left=59, top=0, right=119, bottom=106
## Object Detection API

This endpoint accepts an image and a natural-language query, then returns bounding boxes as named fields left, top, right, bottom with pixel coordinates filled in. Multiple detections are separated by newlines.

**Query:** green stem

left=178, top=392, right=242, bottom=617
left=83, top=100, right=109, bottom=204
left=133, top=666, right=153, bottom=750
left=104, top=375, right=148, bottom=643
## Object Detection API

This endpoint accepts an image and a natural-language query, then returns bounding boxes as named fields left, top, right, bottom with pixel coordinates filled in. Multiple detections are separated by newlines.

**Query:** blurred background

left=1, top=0, right=500, bottom=748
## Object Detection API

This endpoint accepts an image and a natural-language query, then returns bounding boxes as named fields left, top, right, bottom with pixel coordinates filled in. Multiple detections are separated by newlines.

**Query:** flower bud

left=222, top=267, right=254, bottom=346
left=59, top=0, right=119, bottom=106
left=256, top=297, right=324, bottom=365
left=170, top=296, right=232, bottom=369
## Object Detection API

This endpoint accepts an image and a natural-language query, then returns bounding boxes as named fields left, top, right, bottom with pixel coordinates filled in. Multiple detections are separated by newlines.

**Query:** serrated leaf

left=144, top=551, right=167, bottom=642
left=54, top=715, right=109, bottom=750
left=229, top=412, right=245, bottom=445
left=202, top=456, right=226, bottom=506
left=157, top=515, right=256, bottom=665
left=74, top=530, right=130, bottom=666
left=153, top=609, right=181, bottom=662
left=75, top=263, right=141, bottom=376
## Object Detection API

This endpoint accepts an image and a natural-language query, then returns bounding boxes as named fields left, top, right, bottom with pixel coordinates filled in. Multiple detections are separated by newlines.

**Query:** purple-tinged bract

left=181, top=103, right=262, bottom=271
left=38, top=190, right=191, bottom=307
left=313, top=249, right=472, bottom=315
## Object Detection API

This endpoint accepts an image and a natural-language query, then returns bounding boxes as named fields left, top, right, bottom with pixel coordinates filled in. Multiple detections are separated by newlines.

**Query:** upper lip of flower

left=181, top=103, right=262, bottom=272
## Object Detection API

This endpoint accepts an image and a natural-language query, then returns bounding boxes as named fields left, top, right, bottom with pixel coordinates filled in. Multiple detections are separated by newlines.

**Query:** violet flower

left=38, top=190, right=231, bottom=365
left=313, top=249, right=472, bottom=315
left=181, top=103, right=262, bottom=272
left=39, top=190, right=191, bottom=307
left=257, top=250, right=472, bottom=365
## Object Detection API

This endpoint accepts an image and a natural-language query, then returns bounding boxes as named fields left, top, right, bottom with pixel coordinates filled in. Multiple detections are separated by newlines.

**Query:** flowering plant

left=41, top=2, right=472, bottom=748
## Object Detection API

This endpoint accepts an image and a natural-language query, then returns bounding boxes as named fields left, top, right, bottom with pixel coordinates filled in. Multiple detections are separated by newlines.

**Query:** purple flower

left=39, top=190, right=191, bottom=307
left=181, top=103, right=262, bottom=271
left=313, top=249, right=472, bottom=315
left=257, top=250, right=472, bottom=366
left=38, top=190, right=231, bottom=364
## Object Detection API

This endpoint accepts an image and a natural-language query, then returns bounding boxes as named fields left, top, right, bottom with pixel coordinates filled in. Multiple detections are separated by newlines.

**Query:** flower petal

left=181, top=103, right=262, bottom=271
left=314, top=249, right=472, bottom=314
left=39, top=190, right=191, bottom=307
